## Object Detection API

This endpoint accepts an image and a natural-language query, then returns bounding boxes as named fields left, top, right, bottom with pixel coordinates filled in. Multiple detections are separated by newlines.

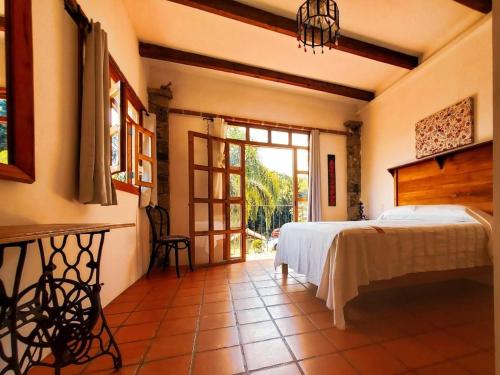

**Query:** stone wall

left=148, top=85, right=172, bottom=210
left=344, top=121, right=362, bottom=220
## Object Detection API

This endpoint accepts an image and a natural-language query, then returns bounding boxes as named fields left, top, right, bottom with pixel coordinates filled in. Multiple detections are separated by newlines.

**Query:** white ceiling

left=123, top=0, right=486, bottom=101
left=236, top=0, right=483, bottom=57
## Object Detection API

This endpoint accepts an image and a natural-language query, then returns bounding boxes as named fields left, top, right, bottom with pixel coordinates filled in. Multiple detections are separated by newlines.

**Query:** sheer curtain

left=211, top=117, right=226, bottom=198
left=78, top=22, right=117, bottom=205
left=210, top=117, right=225, bottom=261
left=308, top=129, right=322, bottom=221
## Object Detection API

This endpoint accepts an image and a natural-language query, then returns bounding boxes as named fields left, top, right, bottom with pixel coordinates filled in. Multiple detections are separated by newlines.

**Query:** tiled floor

left=30, top=260, right=494, bottom=374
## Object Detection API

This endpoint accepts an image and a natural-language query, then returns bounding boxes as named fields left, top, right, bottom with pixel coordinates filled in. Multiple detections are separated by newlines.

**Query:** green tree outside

left=226, top=126, right=303, bottom=255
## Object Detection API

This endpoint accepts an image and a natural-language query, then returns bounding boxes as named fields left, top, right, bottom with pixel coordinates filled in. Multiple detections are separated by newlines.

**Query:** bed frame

left=388, top=140, right=492, bottom=214
left=281, top=140, right=493, bottom=299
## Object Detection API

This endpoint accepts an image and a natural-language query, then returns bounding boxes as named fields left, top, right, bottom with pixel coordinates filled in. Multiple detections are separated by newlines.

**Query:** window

left=109, top=58, right=155, bottom=194
left=109, top=67, right=124, bottom=175
left=224, top=123, right=310, bottom=223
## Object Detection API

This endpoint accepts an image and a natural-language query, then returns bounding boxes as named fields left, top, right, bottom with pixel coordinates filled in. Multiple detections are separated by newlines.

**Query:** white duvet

left=275, top=206, right=492, bottom=329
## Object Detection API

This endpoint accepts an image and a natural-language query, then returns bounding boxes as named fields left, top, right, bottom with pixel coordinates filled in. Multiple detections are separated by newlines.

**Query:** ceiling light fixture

left=297, top=0, right=340, bottom=54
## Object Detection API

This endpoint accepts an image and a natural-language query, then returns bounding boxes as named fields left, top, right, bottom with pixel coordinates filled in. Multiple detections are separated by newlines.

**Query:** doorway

left=189, top=123, right=309, bottom=266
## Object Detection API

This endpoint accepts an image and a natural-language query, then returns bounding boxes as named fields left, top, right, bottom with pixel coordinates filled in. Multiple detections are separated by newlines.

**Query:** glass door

left=189, top=131, right=246, bottom=265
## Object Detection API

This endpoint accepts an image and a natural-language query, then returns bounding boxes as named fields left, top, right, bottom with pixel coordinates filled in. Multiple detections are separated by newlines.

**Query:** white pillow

left=377, top=206, right=416, bottom=220
left=378, top=205, right=474, bottom=222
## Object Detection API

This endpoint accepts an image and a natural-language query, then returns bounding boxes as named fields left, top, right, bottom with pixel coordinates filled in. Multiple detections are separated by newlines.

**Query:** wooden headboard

left=388, top=141, right=493, bottom=214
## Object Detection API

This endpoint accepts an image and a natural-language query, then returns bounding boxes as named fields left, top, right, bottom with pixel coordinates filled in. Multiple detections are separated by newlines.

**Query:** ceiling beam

left=453, top=0, right=492, bottom=13
left=139, top=42, right=375, bottom=101
left=166, top=0, right=419, bottom=70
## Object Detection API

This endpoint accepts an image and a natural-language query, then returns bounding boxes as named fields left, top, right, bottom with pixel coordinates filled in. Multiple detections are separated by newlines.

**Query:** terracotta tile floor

left=30, top=259, right=494, bottom=374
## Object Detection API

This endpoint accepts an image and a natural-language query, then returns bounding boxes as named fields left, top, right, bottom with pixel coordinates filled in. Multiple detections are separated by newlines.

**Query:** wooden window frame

left=135, top=126, right=155, bottom=188
left=224, top=121, right=310, bottom=222
left=0, top=0, right=35, bottom=183
left=109, top=59, right=126, bottom=174
left=108, top=57, right=152, bottom=196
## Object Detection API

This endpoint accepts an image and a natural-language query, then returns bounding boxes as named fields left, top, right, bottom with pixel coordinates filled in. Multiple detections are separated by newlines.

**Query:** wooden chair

left=145, top=205, right=193, bottom=278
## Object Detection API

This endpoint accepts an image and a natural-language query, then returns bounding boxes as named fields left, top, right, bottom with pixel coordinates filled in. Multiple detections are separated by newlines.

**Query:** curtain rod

left=64, top=0, right=92, bottom=32
left=169, top=108, right=348, bottom=136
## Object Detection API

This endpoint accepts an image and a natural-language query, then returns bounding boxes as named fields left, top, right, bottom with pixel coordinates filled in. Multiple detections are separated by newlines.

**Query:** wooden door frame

left=189, top=124, right=310, bottom=265
left=189, top=131, right=247, bottom=266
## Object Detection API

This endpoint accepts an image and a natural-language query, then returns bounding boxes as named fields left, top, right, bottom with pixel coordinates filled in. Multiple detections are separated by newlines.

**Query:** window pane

left=138, top=160, right=152, bottom=183
left=213, top=172, right=224, bottom=199
left=113, top=172, right=127, bottom=183
left=271, top=130, right=288, bottom=145
left=298, top=201, right=308, bottom=222
left=213, top=234, right=225, bottom=263
left=194, top=170, right=208, bottom=199
left=297, top=174, right=308, bottom=199
left=194, top=236, right=209, bottom=264
left=212, top=140, right=225, bottom=168
left=230, top=204, right=242, bottom=229
left=249, top=128, right=268, bottom=143
left=110, top=131, right=120, bottom=172
left=297, top=149, right=309, bottom=172
left=131, top=125, right=136, bottom=185
left=110, top=78, right=121, bottom=172
left=225, top=125, right=246, bottom=140
left=230, top=174, right=241, bottom=197
left=127, top=100, right=139, bottom=123
left=230, top=233, right=242, bottom=258
left=194, top=203, right=209, bottom=232
left=292, top=133, right=309, bottom=147
left=193, top=137, right=208, bottom=166
left=0, top=121, right=7, bottom=164
left=229, top=144, right=241, bottom=168
left=139, top=132, right=152, bottom=158
left=213, top=203, right=225, bottom=231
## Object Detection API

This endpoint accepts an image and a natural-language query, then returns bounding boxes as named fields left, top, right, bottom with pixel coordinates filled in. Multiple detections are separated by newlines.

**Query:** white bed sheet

left=275, top=219, right=491, bottom=329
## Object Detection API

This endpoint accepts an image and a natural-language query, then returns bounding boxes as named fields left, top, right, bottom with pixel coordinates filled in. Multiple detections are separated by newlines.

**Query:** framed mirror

left=0, top=0, right=35, bottom=183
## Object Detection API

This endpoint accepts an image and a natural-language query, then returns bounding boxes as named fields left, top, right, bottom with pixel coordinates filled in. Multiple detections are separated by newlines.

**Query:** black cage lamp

left=297, top=0, right=340, bottom=54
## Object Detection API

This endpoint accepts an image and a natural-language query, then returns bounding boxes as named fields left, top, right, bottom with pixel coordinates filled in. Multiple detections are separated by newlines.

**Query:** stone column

left=344, top=120, right=363, bottom=220
left=148, top=84, right=173, bottom=210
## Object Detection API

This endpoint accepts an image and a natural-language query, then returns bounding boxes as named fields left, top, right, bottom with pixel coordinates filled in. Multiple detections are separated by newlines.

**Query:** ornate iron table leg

left=0, top=231, right=122, bottom=374
left=0, top=241, right=30, bottom=375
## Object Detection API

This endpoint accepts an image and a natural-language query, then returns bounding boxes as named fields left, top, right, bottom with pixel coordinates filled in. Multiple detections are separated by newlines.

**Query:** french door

left=189, top=131, right=246, bottom=265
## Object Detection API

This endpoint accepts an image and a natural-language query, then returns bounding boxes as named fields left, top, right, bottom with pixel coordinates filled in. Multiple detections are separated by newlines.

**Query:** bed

left=275, top=141, right=493, bottom=329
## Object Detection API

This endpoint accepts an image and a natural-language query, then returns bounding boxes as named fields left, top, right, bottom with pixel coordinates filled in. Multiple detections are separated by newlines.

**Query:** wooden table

left=0, top=223, right=134, bottom=375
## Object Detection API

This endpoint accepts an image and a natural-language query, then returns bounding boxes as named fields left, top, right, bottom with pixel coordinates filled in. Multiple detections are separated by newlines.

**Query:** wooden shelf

left=388, top=140, right=493, bottom=176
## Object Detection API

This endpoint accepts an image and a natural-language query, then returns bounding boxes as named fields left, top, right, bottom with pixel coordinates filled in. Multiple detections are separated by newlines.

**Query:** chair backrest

left=146, top=205, right=170, bottom=243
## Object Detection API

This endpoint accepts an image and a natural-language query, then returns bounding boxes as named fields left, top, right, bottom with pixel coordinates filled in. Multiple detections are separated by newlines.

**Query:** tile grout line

left=249, top=263, right=306, bottom=375
left=92, top=261, right=493, bottom=375
left=123, top=270, right=186, bottom=374
left=81, top=277, right=160, bottom=375
left=231, top=269, right=251, bottom=374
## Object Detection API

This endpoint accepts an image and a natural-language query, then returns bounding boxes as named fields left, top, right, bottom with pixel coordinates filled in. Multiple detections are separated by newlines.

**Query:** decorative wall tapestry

left=327, top=154, right=336, bottom=206
left=415, top=97, right=474, bottom=159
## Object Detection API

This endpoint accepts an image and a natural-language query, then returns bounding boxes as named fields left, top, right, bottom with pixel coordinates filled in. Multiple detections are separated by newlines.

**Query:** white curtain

left=139, top=112, right=158, bottom=208
left=78, top=22, right=117, bottom=205
left=211, top=117, right=226, bottom=198
left=308, top=129, right=322, bottom=221
left=210, top=117, right=225, bottom=261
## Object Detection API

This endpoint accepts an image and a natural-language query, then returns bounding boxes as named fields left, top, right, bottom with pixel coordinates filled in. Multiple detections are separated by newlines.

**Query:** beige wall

left=493, top=1, right=499, bottom=372
left=0, top=0, right=149, bottom=308
left=359, top=16, right=493, bottom=218
left=147, top=62, right=359, bottom=264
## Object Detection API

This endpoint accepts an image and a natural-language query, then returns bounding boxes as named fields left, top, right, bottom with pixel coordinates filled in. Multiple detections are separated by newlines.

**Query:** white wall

left=359, top=16, right=493, bottom=218
left=147, top=62, right=359, bottom=264
left=0, top=0, right=149, bottom=308
left=492, top=1, right=499, bottom=373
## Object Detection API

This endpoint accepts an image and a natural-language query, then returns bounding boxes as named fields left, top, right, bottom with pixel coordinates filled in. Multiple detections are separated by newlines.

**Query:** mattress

left=275, top=219, right=491, bottom=329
